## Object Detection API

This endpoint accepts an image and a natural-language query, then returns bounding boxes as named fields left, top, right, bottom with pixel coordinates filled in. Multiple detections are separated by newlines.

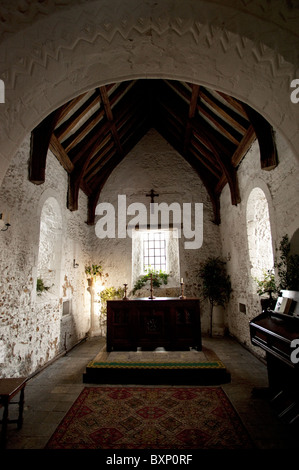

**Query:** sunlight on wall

left=246, top=187, right=274, bottom=289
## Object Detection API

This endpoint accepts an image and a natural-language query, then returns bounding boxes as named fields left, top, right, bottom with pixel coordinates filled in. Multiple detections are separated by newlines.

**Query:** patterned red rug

left=45, top=386, right=253, bottom=449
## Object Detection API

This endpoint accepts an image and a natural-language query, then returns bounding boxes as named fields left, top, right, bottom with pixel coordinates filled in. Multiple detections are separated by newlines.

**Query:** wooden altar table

left=107, top=297, right=201, bottom=352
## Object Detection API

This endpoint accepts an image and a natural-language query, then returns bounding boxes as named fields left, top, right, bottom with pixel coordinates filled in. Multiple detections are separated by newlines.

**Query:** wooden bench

left=0, top=378, right=27, bottom=448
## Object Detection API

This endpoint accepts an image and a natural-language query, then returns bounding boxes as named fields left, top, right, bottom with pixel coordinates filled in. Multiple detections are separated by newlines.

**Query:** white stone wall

left=0, top=0, right=299, bottom=186
left=220, top=131, right=299, bottom=357
left=91, top=129, right=222, bottom=334
left=1, top=127, right=298, bottom=377
left=0, top=136, right=93, bottom=378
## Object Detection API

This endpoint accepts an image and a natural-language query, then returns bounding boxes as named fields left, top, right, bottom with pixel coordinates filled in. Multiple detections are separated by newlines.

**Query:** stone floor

left=2, top=334, right=299, bottom=450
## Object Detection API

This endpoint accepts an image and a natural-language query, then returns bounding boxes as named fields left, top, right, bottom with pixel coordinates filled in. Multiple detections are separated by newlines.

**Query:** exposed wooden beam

left=214, top=127, right=256, bottom=195
left=99, top=86, right=124, bottom=157
left=68, top=132, right=106, bottom=211
left=198, top=125, right=241, bottom=206
left=242, top=105, right=278, bottom=170
left=55, top=90, right=101, bottom=141
left=199, top=89, right=248, bottom=134
left=49, top=134, right=74, bottom=173
left=86, top=154, right=125, bottom=224
left=29, top=109, right=62, bottom=184
left=183, top=84, right=200, bottom=154
left=69, top=120, right=112, bottom=164
left=215, top=91, right=249, bottom=119
left=189, top=143, right=222, bottom=179
left=191, top=135, right=221, bottom=169
left=189, top=147, right=221, bottom=179
left=63, top=108, right=106, bottom=153
left=84, top=141, right=115, bottom=183
left=197, top=101, right=241, bottom=146
left=183, top=150, right=221, bottom=224
left=55, top=92, right=88, bottom=126
left=231, top=125, right=256, bottom=167
left=192, top=117, right=233, bottom=160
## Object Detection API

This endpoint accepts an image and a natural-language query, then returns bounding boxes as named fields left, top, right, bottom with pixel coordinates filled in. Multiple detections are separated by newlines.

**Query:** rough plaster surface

left=0, top=126, right=298, bottom=376
left=92, top=129, right=222, bottom=333
left=220, top=131, right=299, bottom=357
left=0, top=136, right=94, bottom=377
left=0, top=1, right=299, bottom=376
left=0, top=0, right=299, bottom=186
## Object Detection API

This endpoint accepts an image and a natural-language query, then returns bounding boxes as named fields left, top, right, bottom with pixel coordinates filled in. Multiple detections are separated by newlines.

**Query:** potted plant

left=99, top=286, right=124, bottom=316
left=132, top=267, right=169, bottom=296
left=36, top=277, right=51, bottom=295
left=275, top=234, right=299, bottom=292
left=254, top=269, right=278, bottom=311
left=198, top=257, right=232, bottom=337
left=85, top=264, right=103, bottom=286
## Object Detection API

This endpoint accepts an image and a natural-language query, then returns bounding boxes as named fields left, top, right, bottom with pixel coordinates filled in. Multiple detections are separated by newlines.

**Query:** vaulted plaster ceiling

left=29, top=79, right=278, bottom=224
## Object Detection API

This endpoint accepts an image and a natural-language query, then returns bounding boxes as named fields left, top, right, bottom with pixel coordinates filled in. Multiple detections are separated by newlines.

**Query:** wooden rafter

left=29, top=79, right=277, bottom=227
left=29, top=108, right=63, bottom=184
left=183, top=84, right=200, bottom=154
left=55, top=90, right=101, bottom=141
left=242, top=105, right=278, bottom=170
left=215, top=125, right=256, bottom=194
left=49, top=134, right=74, bottom=173
left=99, top=86, right=124, bottom=157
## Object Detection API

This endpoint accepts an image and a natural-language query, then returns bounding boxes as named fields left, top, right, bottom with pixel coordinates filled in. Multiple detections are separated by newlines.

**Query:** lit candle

left=181, top=278, right=183, bottom=283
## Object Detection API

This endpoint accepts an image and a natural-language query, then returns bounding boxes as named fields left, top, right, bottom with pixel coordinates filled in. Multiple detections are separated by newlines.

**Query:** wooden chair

left=0, top=378, right=27, bottom=448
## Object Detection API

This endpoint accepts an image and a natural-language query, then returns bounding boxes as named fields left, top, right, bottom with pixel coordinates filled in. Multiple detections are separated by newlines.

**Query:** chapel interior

left=0, top=0, right=299, bottom=451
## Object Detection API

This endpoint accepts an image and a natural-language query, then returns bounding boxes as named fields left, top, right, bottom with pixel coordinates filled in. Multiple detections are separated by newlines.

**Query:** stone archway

left=0, top=0, right=298, bottom=186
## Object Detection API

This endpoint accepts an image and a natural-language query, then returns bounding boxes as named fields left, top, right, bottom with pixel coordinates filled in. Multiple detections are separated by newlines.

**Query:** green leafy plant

left=132, top=267, right=169, bottom=295
left=275, top=234, right=299, bottom=291
left=85, top=264, right=103, bottom=279
left=99, top=286, right=124, bottom=315
left=197, top=257, right=232, bottom=337
left=254, top=269, right=277, bottom=299
left=36, top=278, right=51, bottom=295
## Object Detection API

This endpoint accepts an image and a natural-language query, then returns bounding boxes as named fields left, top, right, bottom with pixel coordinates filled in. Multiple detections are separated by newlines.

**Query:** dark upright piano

left=250, top=290, right=299, bottom=424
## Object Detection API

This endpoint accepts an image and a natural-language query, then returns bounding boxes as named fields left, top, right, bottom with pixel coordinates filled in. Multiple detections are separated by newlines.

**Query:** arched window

left=37, top=197, right=63, bottom=297
left=246, top=187, right=274, bottom=289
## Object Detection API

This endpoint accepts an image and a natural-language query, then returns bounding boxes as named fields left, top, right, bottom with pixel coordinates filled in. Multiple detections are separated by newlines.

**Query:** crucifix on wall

left=146, top=189, right=159, bottom=214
